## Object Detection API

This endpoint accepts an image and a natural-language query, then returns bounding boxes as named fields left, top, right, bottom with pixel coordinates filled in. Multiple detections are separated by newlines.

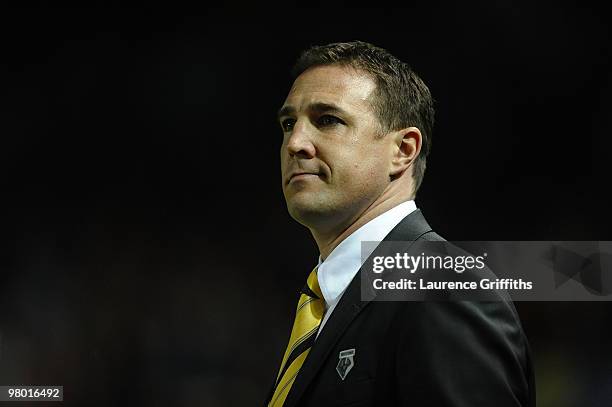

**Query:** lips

left=287, top=171, right=321, bottom=184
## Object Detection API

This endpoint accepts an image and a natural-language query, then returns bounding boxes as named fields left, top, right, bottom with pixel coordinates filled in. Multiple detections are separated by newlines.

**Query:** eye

left=318, top=115, right=344, bottom=127
left=280, top=118, right=296, bottom=132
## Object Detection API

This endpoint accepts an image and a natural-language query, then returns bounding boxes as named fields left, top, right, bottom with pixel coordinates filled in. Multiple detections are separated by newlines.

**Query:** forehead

left=283, top=65, right=377, bottom=115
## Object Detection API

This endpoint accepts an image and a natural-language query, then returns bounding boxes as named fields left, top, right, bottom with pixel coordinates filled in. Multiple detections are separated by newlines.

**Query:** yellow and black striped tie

left=269, top=267, right=325, bottom=407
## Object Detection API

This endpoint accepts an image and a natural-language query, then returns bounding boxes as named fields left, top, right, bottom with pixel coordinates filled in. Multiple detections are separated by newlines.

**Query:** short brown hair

left=292, top=41, right=434, bottom=194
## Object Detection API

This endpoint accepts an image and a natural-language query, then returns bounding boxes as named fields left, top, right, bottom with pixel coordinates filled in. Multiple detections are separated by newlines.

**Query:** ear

left=389, top=127, right=422, bottom=180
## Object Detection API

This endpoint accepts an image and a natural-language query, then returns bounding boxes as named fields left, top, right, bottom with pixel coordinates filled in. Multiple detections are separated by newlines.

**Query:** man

left=266, top=41, right=535, bottom=406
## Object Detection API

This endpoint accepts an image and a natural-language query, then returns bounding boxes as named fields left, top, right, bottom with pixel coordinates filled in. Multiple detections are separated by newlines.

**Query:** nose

left=285, top=120, right=316, bottom=158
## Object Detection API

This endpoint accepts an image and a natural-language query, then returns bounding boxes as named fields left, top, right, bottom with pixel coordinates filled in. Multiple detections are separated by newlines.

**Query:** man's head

left=279, top=41, right=434, bottom=232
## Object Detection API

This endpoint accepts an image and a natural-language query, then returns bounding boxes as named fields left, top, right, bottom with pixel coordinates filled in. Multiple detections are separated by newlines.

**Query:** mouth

left=287, top=172, right=322, bottom=184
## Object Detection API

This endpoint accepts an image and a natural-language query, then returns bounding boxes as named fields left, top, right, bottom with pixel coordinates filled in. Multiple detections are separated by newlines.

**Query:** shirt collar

left=316, top=200, right=417, bottom=309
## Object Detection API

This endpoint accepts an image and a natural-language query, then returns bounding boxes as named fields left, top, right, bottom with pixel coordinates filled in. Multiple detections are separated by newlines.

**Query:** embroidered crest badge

left=336, top=348, right=355, bottom=380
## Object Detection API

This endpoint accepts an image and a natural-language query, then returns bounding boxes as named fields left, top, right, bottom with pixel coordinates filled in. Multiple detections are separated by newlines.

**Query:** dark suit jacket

left=265, top=209, right=535, bottom=406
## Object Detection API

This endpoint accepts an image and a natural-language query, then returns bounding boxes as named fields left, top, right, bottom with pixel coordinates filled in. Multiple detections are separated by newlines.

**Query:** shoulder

left=416, top=230, right=446, bottom=241
left=384, top=297, right=533, bottom=405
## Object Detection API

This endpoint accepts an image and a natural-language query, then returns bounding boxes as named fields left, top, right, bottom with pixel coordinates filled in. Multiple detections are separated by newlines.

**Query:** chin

left=286, top=195, right=344, bottom=230
left=286, top=199, right=325, bottom=226
left=287, top=202, right=319, bottom=225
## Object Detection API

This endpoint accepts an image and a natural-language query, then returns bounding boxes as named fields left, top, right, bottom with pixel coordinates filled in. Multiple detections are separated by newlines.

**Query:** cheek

left=335, top=159, right=388, bottom=195
left=350, top=146, right=388, bottom=175
left=280, top=148, right=289, bottom=170
left=325, top=139, right=389, bottom=188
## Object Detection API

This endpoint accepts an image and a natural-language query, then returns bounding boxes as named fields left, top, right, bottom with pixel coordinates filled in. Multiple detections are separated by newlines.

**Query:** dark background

left=1, top=5, right=611, bottom=406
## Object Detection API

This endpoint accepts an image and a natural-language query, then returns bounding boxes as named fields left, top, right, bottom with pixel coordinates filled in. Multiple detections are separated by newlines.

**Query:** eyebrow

left=277, top=102, right=349, bottom=121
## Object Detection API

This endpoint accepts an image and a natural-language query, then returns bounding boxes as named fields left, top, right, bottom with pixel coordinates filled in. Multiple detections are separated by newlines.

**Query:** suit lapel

left=282, top=209, right=433, bottom=406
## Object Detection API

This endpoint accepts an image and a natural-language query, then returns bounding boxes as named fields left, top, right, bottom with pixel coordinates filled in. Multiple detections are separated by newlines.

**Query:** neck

left=312, top=189, right=413, bottom=261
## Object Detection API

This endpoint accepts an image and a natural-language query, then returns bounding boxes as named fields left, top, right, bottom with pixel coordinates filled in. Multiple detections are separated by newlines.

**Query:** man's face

left=279, top=65, right=393, bottom=230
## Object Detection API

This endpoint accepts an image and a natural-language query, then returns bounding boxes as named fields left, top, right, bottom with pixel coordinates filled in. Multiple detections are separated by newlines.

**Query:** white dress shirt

left=315, top=200, right=417, bottom=339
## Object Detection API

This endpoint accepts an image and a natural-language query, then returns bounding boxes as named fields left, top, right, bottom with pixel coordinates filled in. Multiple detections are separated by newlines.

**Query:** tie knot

left=302, top=266, right=324, bottom=301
